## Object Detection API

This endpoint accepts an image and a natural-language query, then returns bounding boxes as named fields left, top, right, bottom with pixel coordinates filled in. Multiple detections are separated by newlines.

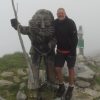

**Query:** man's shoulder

left=67, top=18, right=75, bottom=25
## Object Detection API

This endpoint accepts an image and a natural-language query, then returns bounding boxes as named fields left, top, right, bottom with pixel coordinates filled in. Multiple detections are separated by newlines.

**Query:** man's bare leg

left=68, top=67, right=75, bottom=86
left=65, top=67, right=75, bottom=100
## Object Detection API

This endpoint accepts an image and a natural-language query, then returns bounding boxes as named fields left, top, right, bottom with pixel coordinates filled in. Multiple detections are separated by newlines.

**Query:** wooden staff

left=11, top=0, right=34, bottom=89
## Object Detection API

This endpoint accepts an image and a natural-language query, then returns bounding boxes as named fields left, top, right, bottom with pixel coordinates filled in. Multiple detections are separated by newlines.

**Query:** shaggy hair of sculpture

left=29, top=9, right=54, bottom=37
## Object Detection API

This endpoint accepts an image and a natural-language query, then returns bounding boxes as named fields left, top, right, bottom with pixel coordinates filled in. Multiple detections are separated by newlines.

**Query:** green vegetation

left=0, top=52, right=52, bottom=100
left=93, top=96, right=100, bottom=100
left=0, top=52, right=27, bottom=71
left=0, top=52, right=100, bottom=99
left=0, top=84, right=19, bottom=100
left=94, top=76, right=100, bottom=85
left=0, top=52, right=27, bottom=99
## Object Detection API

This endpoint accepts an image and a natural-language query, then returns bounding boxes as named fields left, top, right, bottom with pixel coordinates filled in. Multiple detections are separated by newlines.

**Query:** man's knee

left=68, top=67, right=74, bottom=70
left=55, top=67, right=62, bottom=70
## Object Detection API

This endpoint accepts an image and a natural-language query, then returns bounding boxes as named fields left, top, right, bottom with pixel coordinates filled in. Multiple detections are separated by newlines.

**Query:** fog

left=0, top=0, right=100, bottom=57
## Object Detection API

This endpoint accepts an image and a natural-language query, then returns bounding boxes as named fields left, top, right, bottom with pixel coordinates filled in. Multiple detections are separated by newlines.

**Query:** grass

left=0, top=74, right=28, bottom=100
left=0, top=84, right=19, bottom=100
left=93, top=96, right=100, bottom=100
left=0, top=52, right=99, bottom=99
left=0, top=52, right=53, bottom=100
left=94, top=76, right=100, bottom=85
left=0, top=52, right=27, bottom=99
left=0, top=52, right=27, bottom=72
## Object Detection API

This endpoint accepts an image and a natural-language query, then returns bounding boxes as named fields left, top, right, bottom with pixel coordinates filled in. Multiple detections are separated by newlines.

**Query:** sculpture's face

left=29, top=9, right=54, bottom=37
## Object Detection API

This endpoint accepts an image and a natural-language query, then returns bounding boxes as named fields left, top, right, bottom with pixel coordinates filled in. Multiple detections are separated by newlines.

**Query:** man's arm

left=69, top=19, right=78, bottom=54
left=10, top=18, right=30, bottom=35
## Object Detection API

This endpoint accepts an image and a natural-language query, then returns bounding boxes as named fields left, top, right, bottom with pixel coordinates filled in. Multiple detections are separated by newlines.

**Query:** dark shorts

left=55, top=52, right=76, bottom=69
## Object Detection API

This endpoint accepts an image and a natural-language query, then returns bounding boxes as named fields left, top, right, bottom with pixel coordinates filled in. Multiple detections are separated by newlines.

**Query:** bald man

left=54, top=8, right=78, bottom=100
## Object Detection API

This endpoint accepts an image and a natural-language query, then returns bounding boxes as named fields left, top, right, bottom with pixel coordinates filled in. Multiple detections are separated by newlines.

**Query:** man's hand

left=10, top=18, right=19, bottom=30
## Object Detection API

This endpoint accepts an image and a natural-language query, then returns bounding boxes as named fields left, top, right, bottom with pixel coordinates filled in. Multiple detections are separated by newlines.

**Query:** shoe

left=56, top=84, right=65, bottom=97
left=65, top=86, right=74, bottom=100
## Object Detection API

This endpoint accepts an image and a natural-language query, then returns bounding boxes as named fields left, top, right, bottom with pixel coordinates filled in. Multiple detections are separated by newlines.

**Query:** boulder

left=1, top=72, right=14, bottom=77
left=13, top=76, right=20, bottom=83
left=17, top=69, right=26, bottom=76
left=19, top=83, right=26, bottom=90
left=93, top=84, right=100, bottom=91
left=22, top=76, right=28, bottom=80
left=84, top=88, right=100, bottom=98
left=76, top=80, right=90, bottom=88
left=77, top=55, right=85, bottom=62
left=0, top=80, right=14, bottom=86
left=0, top=96, right=6, bottom=100
left=54, top=98, right=62, bottom=100
left=16, top=90, right=27, bottom=100
left=76, top=63, right=95, bottom=80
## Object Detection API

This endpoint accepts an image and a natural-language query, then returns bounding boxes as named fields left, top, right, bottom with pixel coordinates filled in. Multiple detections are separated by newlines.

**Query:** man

left=54, top=8, right=78, bottom=100
left=10, top=9, right=56, bottom=97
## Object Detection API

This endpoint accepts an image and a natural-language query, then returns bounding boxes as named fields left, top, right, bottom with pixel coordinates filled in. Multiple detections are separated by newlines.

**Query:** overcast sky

left=0, top=0, right=100, bottom=57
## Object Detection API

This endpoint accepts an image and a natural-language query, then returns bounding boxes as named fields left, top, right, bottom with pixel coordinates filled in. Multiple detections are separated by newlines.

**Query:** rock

left=63, top=62, right=95, bottom=81
left=22, top=76, right=28, bottom=80
left=75, top=95, right=93, bottom=100
left=55, top=86, right=94, bottom=100
left=54, top=98, right=61, bottom=100
left=74, top=87, right=94, bottom=100
left=86, top=56, right=100, bottom=66
left=16, top=90, right=27, bottom=100
left=13, top=76, right=20, bottom=83
left=1, top=72, right=14, bottom=77
left=26, top=68, right=29, bottom=73
left=0, top=80, right=14, bottom=86
left=93, top=84, right=100, bottom=91
left=84, top=88, right=100, bottom=98
left=17, top=69, right=26, bottom=76
left=96, top=62, right=100, bottom=66
left=77, top=55, right=85, bottom=62
left=0, top=96, right=6, bottom=100
left=94, top=56, right=100, bottom=62
left=76, top=80, right=90, bottom=88
left=76, top=63, right=95, bottom=80
left=19, top=83, right=26, bottom=90
left=39, top=70, right=46, bottom=83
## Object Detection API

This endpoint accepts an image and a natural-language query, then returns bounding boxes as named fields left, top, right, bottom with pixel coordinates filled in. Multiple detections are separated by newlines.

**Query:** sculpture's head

left=29, top=9, right=54, bottom=36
